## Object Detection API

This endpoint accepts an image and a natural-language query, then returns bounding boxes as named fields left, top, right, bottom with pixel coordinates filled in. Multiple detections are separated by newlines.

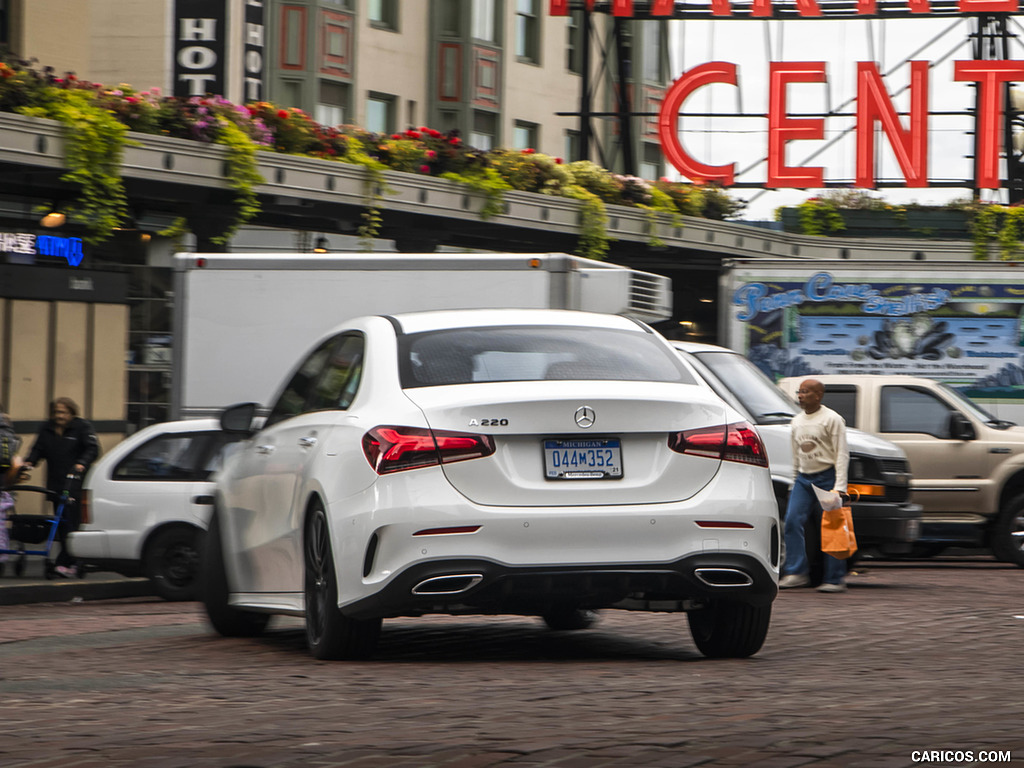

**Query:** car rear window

left=399, top=325, right=695, bottom=388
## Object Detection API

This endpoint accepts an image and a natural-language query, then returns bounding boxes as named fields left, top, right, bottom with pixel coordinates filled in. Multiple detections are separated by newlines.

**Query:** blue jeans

left=783, top=467, right=847, bottom=585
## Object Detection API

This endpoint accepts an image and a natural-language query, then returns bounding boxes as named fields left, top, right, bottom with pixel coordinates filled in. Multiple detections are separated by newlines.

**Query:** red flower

left=277, top=110, right=289, bottom=119
left=450, top=137, right=461, bottom=145
left=406, top=130, right=422, bottom=139
left=522, top=148, right=536, bottom=154
left=419, top=164, right=431, bottom=174
left=555, top=158, right=563, bottom=164
left=391, top=133, right=402, bottom=139
left=426, top=150, right=436, bottom=159
left=428, top=129, right=441, bottom=138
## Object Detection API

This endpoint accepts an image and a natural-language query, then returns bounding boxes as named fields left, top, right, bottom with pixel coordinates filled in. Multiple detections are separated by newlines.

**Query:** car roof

left=388, top=308, right=648, bottom=335
left=128, top=418, right=221, bottom=438
left=777, top=374, right=934, bottom=385
left=670, top=340, right=737, bottom=354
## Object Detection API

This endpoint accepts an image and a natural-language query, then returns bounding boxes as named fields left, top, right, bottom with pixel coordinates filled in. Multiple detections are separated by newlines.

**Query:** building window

left=368, top=0, right=398, bottom=30
left=366, top=93, right=395, bottom=134
left=641, top=20, right=665, bottom=83
left=438, top=110, right=460, bottom=133
left=565, top=130, right=580, bottom=162
left=439, top=0, right=461, bottom=36
left=515, top=0, right=539, bottom=62
left=640, top=142, right=663, bottom=181
left=470, top=110, right=497, bottom=150
left=512, top=121, right=538, bottom=151
left=316, top=80, right=349, bottom=127
left=567, top=10, right=583, bottom=74
left=472, top=0, right=498, bottom=43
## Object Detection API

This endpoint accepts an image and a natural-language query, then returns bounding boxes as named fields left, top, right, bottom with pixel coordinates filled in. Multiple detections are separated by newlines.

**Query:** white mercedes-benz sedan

left=203, top=309, right=780, bottom=660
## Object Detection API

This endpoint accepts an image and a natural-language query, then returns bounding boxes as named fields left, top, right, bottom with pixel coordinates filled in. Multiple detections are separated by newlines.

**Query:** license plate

left=543, top=438, right=622, bottom=480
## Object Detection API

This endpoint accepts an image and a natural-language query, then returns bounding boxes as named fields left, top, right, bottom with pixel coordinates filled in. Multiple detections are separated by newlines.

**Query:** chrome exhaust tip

left=694, top=568, right=754, bottom=587
left=411, top=573, right=484, bottom=596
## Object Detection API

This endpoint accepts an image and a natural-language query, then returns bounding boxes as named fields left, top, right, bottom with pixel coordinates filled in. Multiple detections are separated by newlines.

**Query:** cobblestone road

left=1, top=558, right=1022, bottom=768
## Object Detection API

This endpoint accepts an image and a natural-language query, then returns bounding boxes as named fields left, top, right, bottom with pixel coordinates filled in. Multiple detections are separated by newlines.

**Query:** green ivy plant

left=796, top=198, right=846, bottom=236
left=970, top=205, right=999, bottom=260
left=563, top=185, right=610, bottom=261
left=211, top=119, right=264, bottom=245
left=440, top=167, right=511, bottom=221
left=18, top=89, right=130, bottom=244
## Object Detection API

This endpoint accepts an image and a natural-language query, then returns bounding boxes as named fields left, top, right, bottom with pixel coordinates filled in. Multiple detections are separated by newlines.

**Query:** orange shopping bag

left=821, top=497, right=858, bottom=560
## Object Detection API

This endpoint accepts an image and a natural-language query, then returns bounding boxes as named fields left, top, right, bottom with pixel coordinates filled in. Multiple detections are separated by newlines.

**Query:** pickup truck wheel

left=687, top=600, right=771, bottom=658
left=202, top=508, right=270, bottom=637
left=990, top=495, right=1024, bottom=567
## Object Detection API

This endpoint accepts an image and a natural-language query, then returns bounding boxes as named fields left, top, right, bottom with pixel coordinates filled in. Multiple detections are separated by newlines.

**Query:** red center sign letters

left=657, top=59, right=1024, bottom=189
left=549, top=1, right=1024, bottom=190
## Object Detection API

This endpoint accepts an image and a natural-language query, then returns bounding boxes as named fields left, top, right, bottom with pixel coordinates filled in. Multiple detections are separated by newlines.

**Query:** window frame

left=367, top=0, right=399, bottom=30
left=515, top=0, right=540, bottom=63
left=880, top=385, right=957, bottom=439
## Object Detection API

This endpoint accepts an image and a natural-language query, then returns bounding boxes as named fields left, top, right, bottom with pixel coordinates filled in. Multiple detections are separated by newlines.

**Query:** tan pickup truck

left=778, top=374, right=1024, bottom=567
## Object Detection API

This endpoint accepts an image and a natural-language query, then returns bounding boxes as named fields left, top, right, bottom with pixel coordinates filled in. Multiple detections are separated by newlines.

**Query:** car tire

left=542, top=607, right=599, bottom=631
left=201, top=507, right=270, bottom=637
left=990, top=494, right=1024, bottom=567
left=687, top=600, right=771, bottom=658
left=304, top=502, right=381, bottom=660
left=145, top=526, right=203, bottom=602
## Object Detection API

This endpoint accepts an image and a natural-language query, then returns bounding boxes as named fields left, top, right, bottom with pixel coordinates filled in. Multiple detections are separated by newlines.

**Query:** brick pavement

left=0, top=558, right=1022, bottom=768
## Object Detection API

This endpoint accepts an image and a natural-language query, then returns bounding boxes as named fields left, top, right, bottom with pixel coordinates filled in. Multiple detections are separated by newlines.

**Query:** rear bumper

left=340, top=551, right=778, bottom=620
left=851, top=501, right=922, bottom=553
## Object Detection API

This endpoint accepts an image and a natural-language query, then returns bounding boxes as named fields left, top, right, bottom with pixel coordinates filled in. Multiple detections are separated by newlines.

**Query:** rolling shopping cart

left=0, top=473, right=82, bottom=579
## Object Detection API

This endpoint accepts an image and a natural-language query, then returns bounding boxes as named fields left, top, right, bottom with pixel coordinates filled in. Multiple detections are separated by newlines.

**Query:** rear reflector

left=363, top=426, right=495, bottom=475
left=668, top=421, right=768, bottom=467
left=413, top=526, right=482, bottom=536
left=79, top=488, right=90, bottom=525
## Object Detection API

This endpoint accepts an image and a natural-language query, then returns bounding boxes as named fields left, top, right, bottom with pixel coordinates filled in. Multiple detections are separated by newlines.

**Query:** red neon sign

left=657, top=60, right=1024, bottom=189
left=549, top=0, right=1017, bottom=16
left=768, top=62, right=825, bottom=188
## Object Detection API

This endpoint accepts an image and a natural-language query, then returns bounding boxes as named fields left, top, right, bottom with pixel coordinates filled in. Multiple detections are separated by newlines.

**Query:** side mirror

left=948, top=411, right=976, bottom=441
left=220, top=402, right=259, bottom=435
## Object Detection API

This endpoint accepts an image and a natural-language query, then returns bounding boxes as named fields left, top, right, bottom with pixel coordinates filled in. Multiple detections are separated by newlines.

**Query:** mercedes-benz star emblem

left=574, top=405, right=596, bottom=429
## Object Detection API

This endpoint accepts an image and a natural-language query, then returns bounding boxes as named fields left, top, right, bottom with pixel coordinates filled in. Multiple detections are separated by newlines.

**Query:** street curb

left=0, top=577, right=155, bottom=605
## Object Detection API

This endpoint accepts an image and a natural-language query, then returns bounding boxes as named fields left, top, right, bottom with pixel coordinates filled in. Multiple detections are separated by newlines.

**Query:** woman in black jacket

left=23, top=397, right=99, bottom=577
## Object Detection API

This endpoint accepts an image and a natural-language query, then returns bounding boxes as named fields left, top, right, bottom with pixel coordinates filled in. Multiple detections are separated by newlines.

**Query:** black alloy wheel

left=304, top=502, right=381, bottom=660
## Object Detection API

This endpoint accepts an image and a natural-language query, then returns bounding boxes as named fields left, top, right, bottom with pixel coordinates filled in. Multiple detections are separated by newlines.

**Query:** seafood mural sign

left=723, top=263, right=1024, bottom=399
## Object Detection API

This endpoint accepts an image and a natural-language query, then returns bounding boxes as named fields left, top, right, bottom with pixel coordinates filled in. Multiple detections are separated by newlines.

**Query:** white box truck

left=720, top=259, right=1024, bottom=423
left=171, top=252, right=673, bottom=419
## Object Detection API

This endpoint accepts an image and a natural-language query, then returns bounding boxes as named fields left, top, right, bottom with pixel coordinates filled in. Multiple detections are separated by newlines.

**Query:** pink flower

left=419, top=164, right=431, bottom=174
left=426, top=150, right=436, bottom=159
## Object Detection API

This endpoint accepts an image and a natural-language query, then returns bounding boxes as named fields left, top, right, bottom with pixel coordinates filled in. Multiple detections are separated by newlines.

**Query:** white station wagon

left=71, top=419, right=241, bottom=600
left=203, top=309, right=780, bottom=659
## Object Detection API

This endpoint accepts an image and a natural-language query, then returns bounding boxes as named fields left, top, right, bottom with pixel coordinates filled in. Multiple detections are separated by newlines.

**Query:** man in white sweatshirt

left=778, top=378, right=850, bottom=593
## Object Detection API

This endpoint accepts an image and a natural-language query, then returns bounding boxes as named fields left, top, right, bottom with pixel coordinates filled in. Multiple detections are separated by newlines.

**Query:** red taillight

left=669, top=421, right=768, bottom=467
left=362, top=426, right=495, bottom=475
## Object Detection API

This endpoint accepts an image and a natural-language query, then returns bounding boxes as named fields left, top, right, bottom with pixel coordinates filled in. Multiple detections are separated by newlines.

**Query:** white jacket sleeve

left=832, top=415, right=849, bottom=493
